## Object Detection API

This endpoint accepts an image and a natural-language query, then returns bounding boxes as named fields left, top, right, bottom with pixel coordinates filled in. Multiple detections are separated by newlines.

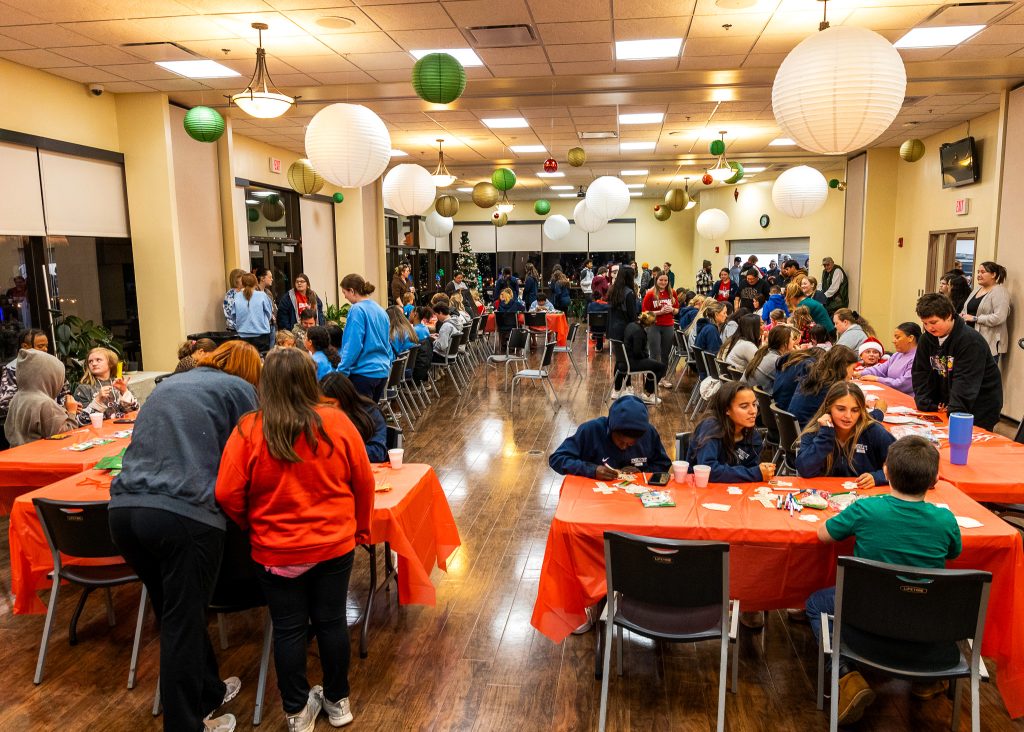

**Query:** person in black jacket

left=607, top=265, right=639, bottom=385
left=614, top=312, right=666, bottom=404
left=912, top=293, right=1003, bottom=430
left=735, top=269, right=770, bottom=312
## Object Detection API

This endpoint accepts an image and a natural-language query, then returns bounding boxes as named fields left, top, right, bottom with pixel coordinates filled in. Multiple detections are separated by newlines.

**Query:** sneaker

left=320, top=691, right=354, bottom=728
left=786, top=608, right=808, bottom=623
left=658, top=379, right=674, bottom=389
left=222, top=677, right=242, bottom=705
left=910, top=680, right=949, bottom=700
left=287, top=687, right=323, bottom=732
left=837, top=671, right=876, bottom=725
left=610, top=389, right=621, bottom=399
left=204, top=714, right=236, bottom=732
left=641, top=393, right=662, bottom=405
left=740, top=611, right=765, bottom=630
left=571, top=606, right=595, bottom=635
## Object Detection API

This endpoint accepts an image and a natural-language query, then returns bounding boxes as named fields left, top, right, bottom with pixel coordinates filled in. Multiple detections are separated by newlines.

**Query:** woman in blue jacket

left=796, top=381, right=895, bottom=487
left=686, top=381, right=775, bottom=483
left=771, top=348, right=822, bottom=411
left=338, top=274, right=393, bottom=402
left=693, top=301, right=728, bottom=380
left=277, top=273, right=326, bottom=331
left=522, top=264, right=540, bottom=310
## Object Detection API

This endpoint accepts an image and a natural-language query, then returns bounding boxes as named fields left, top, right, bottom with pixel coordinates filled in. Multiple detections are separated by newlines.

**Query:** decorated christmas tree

left=455, top=230, right=479, bottom=285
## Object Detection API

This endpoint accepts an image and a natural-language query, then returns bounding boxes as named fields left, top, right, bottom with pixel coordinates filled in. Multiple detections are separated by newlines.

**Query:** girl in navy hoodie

left=693, top=301, right=728, bottom=380
left=687, top=381, right=776, bottom=483
left=796, top=381, right=896, bottom=487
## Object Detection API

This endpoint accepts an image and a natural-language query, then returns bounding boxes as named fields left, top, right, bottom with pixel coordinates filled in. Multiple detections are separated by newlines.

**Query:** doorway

left=926, top=228, right=977, bottom=293
left=245, top=186, right=303, bottom=299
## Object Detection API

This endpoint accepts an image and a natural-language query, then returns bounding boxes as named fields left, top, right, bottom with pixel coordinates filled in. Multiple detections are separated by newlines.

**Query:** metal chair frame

left=553, top=321, right=583, bottom=378
left=510, top=339, right=560, bottom=411
left=608, top=338, right=659, bottom=406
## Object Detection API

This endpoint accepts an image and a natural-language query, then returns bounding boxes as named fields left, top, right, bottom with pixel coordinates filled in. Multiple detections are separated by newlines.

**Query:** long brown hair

left=833, top=308, right=876, bottom=338
left=240, top=272, right=257, bottom=301
left=743, top=325, right=796, bottom=382
left=227, top=268, right=246, bottom=290
left=341, top=273, right=376, bottom=296
left=693, top=381, right=757, bottom=462
left=198, top=341, right=262, bottom=386
left=779, top=346, right=823, bottom=373
left=800, top=381, right=875, bottom=474
left=320, top=371, right=376, bottom=442
left=257, top=347, right=335, bottom=463
left=387, top=305, right=419, bottom=343
left=784, top=280, right=805, bottom=311
left=293, top=273, right=319, bottom=304
left=799, top=344, right=857, bottom=395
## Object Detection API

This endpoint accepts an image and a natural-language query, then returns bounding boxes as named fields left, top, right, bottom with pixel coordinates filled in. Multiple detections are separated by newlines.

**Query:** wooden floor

left=2, top=338, right=1022, bottom=731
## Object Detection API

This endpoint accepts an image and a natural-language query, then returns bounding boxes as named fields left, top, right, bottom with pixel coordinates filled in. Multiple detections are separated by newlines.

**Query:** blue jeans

left=806, top=586, right=835, bottom=644
left=349, top=374, right=387, bottom=403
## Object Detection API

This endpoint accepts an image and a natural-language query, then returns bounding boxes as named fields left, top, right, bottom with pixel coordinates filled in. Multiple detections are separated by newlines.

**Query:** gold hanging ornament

left=664, top=188, right=688, bottom=211
left=567, top=147, right=586, bottom=167
left=472, top=181, right=499, bottom=208
left=435, top=195, right=459, bottom=217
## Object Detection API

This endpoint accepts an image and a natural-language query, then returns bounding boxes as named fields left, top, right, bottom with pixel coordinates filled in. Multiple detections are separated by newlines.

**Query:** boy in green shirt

left=807, top=435, right=962, bottom=726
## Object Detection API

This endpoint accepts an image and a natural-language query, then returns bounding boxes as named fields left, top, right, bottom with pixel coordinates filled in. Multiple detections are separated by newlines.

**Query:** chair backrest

left=717, top=361, right=734, bottom=382
left=694, top=349, right=712, bottom=378
left=210, top=521, right=265, bottom=612
left=386, top=425, right=403, bottom=450
left=1014, top=414, right=1024, bottom=445
left=705, top=354, right=722, bottom=380
left=588, top=311, right=609, bottom=333
left=539, top=339, right=556, bottom=369
left=604, top=531, right=728, bottom=610
left=524, top=312, right=548, bottom=329
left=835, top=556, right=991, bottom=646
left=456, top=330, right=469, bottom=350
left=507, top=328, right=529, bottom=353
left=770, top=403, right=801, bottom=455
left=753, top=386, right=779, bottom=440
left=386, top=352, right=408, bottom=387
left=413, top=337, right=433, bottom=381
left=609, top=338, right=633, bottom=373
left=494, top=311, right=520, bottom=330
left=674, top=431, right=691, bottom=462
left=467, top=316, right=480, bottom=341
left=566, top=321, right=580, bottom=344
left=33, top=499, right=121, bottom=562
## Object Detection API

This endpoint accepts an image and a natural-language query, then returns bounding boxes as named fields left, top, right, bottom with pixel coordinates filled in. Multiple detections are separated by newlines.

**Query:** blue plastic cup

left=948, top=412, right=974, bottom=465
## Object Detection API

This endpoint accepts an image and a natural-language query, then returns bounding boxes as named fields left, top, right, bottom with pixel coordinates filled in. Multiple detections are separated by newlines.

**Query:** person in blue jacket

left=522, top=264, right=540, bottom=310
left=549, top=395, right=671, bottom=479
left=760, top=285, right=790, bottom=324
left=386, top=305, right=419, bottom=356
left=796, top=381, right=896, bottom=487
left=693, top=301, right=728, bottom=380
left=687, top=381, right=776, bottom=483
left=771, top=348, right=822, bottom=411
left=676, top=292, right=699, bottom=330
left=338, top=274, right=393, bottom=402
left=788, top=345, right=866, bottom=426
left=305, top=325, right=340, bottom=381
left=319, top=372, right=388, bottom=463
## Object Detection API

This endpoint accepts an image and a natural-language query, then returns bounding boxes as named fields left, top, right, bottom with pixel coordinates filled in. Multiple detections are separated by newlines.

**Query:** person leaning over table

left=174, top=338, right=217, bottom=374
left=686, top=381, right=776, bottom=484
left=74, top=346, right=138, bottom=422
left=833, top=308, right=875, bottom=351
left=856, top=322, right=920, bottom=396
left=4, top=349, right=80, bottom=447
left=549, top=394, right=671, bottom=480
left=785, top=280, right=834, bottom=335
left=796, top=381, right=896, bottom=488
left=320, top=371, right=389, bottom=464
left=960, top=261, right=1010, bottom=368
left=529, top=293, right=556, bottom=313
left=913, top=293, right=1003, bottom=431
left=0, top=328, right=73, bottom=447
left=108, top=341, right=262, bottom=732
left=805, top=436, right=962, bottom=727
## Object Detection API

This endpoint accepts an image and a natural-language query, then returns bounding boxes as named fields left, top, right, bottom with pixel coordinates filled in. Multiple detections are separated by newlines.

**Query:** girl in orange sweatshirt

left=216, top=347, right=375, bottom=732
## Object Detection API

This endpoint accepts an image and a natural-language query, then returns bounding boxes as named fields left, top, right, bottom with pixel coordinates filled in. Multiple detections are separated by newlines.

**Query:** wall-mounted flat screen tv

left=940, top=136, right=979, bottom=189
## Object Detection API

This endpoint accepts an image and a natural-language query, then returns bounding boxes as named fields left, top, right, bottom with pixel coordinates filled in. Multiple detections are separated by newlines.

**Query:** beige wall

left=859, top=149, right=900, bottom=334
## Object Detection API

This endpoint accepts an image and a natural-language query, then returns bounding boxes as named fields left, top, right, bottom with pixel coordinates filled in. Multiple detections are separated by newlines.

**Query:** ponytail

left=834, top=308, right=875, bottom=338
left=240, top=273, right=257, bottom=302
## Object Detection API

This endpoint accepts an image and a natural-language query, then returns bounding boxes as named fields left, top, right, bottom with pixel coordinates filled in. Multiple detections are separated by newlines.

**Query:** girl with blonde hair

left=74, top=347, right=138, bottom=421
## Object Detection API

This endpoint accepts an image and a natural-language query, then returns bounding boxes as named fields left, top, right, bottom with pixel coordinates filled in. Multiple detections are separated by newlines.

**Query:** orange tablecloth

left=865, top=382, right=1024, bottom=503
left=531, top=474, right=1024, bottom=718
left=10, top=463, right=461, bottom=615
left=0, top=417, right=134, bottom=515
left=484, top=312, right=569, bottom=346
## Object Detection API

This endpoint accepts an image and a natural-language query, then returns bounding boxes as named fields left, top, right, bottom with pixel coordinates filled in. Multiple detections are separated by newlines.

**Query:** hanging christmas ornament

left=410, top=52, right=466, bottom=105
left=492, top=211, right=508, bottom=227
left=828, top=178, right=841, bottom=189
left=491, top=167, right=516, bottom=191
left=534, top=199, right=551, bottom=215
left=183, top=106, right=225, bottom=142
left=472, top=182, right=499, bottom=208
left=333, top=192, right=344, bottom=203
left=654, top=205, right=671, bottom=222
left=287, top=158, right=324, bottom=195
left=543, top=158, right=558, bottom=174
left=724, top=161, right=745, bottom=185
left=709, top=139, right=725, bottom=156
left=701, top=172, right=714, bottom=186
left=664, top=188, right=688, bottom=212
left=899, top=138, right=925, bottom=162
left=435, top=194, right=460, bottom=217
left=567, top=147, right=586, bottom=167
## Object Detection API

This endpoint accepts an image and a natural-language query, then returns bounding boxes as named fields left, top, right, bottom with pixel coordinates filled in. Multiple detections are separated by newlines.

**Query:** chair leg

left=816, top=635, right=825, bottom=710
left=253, top=611, right=273, bottom=726
left=361, top=544, right=378, bottom=659
left=509, top=378, right=517, bottom=411
left=34, top=577, right=61, bottom=684
left=152, top=676, right=161, bottom=716
left=127, top=585, right=148, bottom=689
left=951, top=678, right=962, bottom=731
left=717, top=632, right=729, bottom=732
left=971, top=669, right=981, bottom=732
left=544, top=376, right=561, bottom=409
left=597, top=613, right=615, bottom=732
left=829, top=647, right=841, bottom=732
left=69, top=587, right=93, bottom=646
left=616, top=625, right=623, bottom=676
left=105, top=588, right=116, bottom=626
left=217, top=612, right=229, bottom=650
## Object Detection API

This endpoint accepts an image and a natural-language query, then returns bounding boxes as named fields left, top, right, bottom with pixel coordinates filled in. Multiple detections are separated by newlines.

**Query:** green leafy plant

left=325, top=303, right=350, bottom=326
left=54, top=314, right=122, bottom=385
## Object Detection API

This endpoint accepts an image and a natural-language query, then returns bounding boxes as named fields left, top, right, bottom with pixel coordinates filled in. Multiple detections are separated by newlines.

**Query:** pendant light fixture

left=431, top=139, right=456, bottom=188
left=230, top=22, right=297, bottom=119
left=684, top=177, right=697, bottom=209
left=496, top=190, right=515, bottom=215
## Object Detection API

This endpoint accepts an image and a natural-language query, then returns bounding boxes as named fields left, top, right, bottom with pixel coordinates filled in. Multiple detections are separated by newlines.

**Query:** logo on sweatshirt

left=855, top=444, right=867, bottom=454
left=736, top=448, right=749, bottom=461
left=631, top=457, right=648, bottom=467
left=929, top=355, right=954, bottom=377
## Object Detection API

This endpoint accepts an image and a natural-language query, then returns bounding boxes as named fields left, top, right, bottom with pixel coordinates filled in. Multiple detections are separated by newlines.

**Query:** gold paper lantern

left=492, top=211, right=508, bottom=227
left=664, top=188, right=688, bottom=212
left=654, top=205, right=671, bottom=222
left=261, top=199, right=285, bottom=221
left=435, top=194, right=460, bottom=217
left=472, top=182, right=499, bottom=208
left=899, top=138, right=925, bottom=163
left=567, top=147, right=586, bottom=167
left=287, top=158, right=324, bottom=195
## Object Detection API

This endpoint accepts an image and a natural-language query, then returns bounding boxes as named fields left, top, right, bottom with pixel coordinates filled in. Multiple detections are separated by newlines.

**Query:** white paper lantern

left=772, top=166, right=828, bottom=219
left=696, top=208, right=730, bottom=240
left=305, top=103, right=392, bottom=188
left=382, top=164, right=436, bottom=216
left=773, top=26, right=905, bottom=155
left=424, top=210, right=453, bottom=238
left=573, top=200, right=606, bottom=234
left=585, top=176, right=630, bottom=220
left=544, top=214, right=570, bottom=241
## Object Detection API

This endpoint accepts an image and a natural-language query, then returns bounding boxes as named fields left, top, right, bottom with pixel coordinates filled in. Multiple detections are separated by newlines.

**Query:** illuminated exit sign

left=954, top=198, right=969, bottom=216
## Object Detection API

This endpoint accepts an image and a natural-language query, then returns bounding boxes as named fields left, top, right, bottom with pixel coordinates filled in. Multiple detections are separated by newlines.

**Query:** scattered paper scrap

left=624, top=485, right=649, bottom=495
left=727, top=486, right=743, bottom=495
left=702, top=503, right=731, bottom=512
left=858, top=384, right=884, bottom=391
left=375, top=481, right=393, bottom=493
left=799, top=514, right=820, bottom=522
left=750, top=496, right=776, bottom=508
left=935, top=503, right=949, bottom=509
left=955, top=516, right=983, bottom=529
left=841, top=481, right=858, bottom=490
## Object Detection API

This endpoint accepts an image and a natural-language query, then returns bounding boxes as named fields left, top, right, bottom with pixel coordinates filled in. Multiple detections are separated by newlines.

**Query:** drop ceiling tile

left=55, top=45, right=148, bottom=65
left=750, top=35, right=803, bottom=54
left=146, top=77, right=212, bottom=91
left=741, top=52, right=787, bottom=68
left=897, top=46, right=949, bottom=61
left=210, top=11, right=307, bottom=37
left=0, top=47, right=79, bottom=67
left=614, top=17, right=693, bottom=40
left=22, top=0, right=195, bottom=23
left=309, top=69, right=376, bottom=83
left=1, top=23, right=102, bottom=48
left=69, top=16, right=236, bottom=45
left=359, top=3, right=451, bottom=31
left=683, top=35, right=755, bottom=56
left=258, top=33, right=337, bottom=55
left=943, top=42, right=1023, bottom=59
left=0, top=33, right=30, bottom=51
left=179, top=0, right=274, bottom=10
left=182, top=38, right=259, bottom=60
left=346, top=50, right=413, bottom=69
left=465, top=65, right=491, bottom=78
left=387, top=28, right=470, bottom=50
left=0, top=3, right=45, bottom=25
left=46, top=65, right=125, bottom=83
left=553, top=59, right=614, bottom=74
left=544, top=43, right=612, bottom=63
left=678, top=53, right=746, bottom=69
left=570, top=105, right=615, bottom=116
left=527, top=0, right=610, bottom=22
left=614, top=0, right=696, bottom=19
left=97, top=62, right=182, bottom=80
left=689, top=13, right=769, bottom=37
left=266, top=72, right=319, bottom=86
left=841, top=5, right=935, bottom=30
left=442, top=0, right=531, bottom=26
left=538, top=21, right=612, bottom=45
left=200, top=75, right=252, bottom=88
left=367, top=67, right=415, bottom=81
left=476, top=46, right=547, bottom=65
left=283, top=7, right=383, bottom=35
left=318, top=32, right=403, bottom=54
left=103, top=80, right=158, bottom=92
left=615, top=58, right=679, bottom=72
left=217, top=55, right=299, bottom=74
left=279, top=53, right=359, bottom=72
left=966, top=25, right=1024, bottom=45
left=762, top=9, right=849, bottom=36
left=487, top=62, right=552, bottom=76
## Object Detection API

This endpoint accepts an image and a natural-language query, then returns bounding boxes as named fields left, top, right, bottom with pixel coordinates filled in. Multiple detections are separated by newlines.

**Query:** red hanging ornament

left=543, top=158, right=558, bottom=173
left=701, top=172, right=713, bottom=186
left=733, top=188, right=740, bottom=201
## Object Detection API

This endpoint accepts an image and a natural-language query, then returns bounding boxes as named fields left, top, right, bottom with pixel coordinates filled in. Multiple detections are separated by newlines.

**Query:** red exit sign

left=269, top=156, right=282, bottom=174
left=954, top=198, right=969, bottom=216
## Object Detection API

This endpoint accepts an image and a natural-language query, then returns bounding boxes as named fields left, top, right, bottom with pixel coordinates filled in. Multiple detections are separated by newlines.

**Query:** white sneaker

left=287, top=687, right=323, bottom=732
left=204, top=714, right=236, bottom=732
left=222, top=677, right=242, bottom=705
left=641, top=394, right=662, bottom=405
left=621, top=386, right=635, bottom=396
left=610, top=389, right=621, bottom=399
left=659, top=379, right=674, bottom=389
left=320, top=690, right=354, bottom=727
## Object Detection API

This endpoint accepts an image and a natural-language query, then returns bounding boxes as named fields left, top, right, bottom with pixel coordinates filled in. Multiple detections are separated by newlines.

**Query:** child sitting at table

left=549, top=395, right=671, bottom=480
left=806, top=435, right=962, bottom=726
left=402, top=291, right=415, bottom=319
left=4, top=349, right=80, bottom=446
left=856, top=338, right=886, bottom=368
left=686, top=381, right=776, bottom=483
left=796, top=381, right=895, bottom=488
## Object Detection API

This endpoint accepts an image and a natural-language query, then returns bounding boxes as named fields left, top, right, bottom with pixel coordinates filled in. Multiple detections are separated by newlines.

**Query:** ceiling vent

left=921, top=2, right=1014, bottom=26
left=466, top=24, right=538, bottom=48
left=120, top=41, right=198, bottom=62
left=579, top=131, right=618, bottom=139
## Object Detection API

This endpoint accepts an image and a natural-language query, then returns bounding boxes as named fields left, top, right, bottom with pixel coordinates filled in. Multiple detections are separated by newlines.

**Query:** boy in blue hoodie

left=760, top=285, right=790, bottom=324
left=549, top=396, right=671, bottom=479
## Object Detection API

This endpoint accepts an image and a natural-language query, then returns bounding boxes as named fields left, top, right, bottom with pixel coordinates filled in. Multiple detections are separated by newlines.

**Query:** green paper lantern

left=709, top=139, right=725, bottom=156
left=491, top=168, right=516, bottom=191
left=435, top=194, right=459, bottom=217
left=287, top=158, right=324, bottom=195
left=411, top=52, right=466, bottom=105
left=472, top=182, right=499, bottom=208
left=567, top=146, right=586, bottom=167
left=724, top=161, right=744, bottom=185
left=828, top=178, right=840, bottom=189
left=333, top=192, right=344, bottom=203
left=183, top=106, right=225, bottom=143
left=900, top=138, right=925, bottom=163
left=247, top=207, right=259, bottom=222
left=534, top=199, right=551, bottom=215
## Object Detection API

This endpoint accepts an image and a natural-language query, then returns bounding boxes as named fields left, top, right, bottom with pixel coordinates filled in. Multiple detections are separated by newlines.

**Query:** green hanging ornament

left=411, top=52, right=466, bottom=105
left=183, top=106, right=225, bottom=143
left=709, top=139, right=725, bottom=156
left=724, top=161, right=744, bottom=185
left=333, top=192, right=344, bottom=203
left=828, top=178, right=840, bottom=189
left=534, top=199, right=551, bottom=215
left=247, top=207, right=259, bottom=222
left=491, top=168, right=516, bottom=191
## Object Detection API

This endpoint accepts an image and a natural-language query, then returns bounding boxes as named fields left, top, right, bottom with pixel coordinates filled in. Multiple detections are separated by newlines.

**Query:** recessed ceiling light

left=245, top=199, right=260, bottom=204
left=510, top=145, right=546, bottom=153
left=155, top=60, right=240, bottom=79
left=482, top=117, right=529, bottom=128
left=390, top=149, right=408, bottom=157
left=315, top=15, right=357, bottom=30
left=894, top=25, right=984, bottom=49
left=620, top=141, right=656, bottom=151
left=619, top=113, right=664, bottom=125
left=629, top=191, right=643, bottom=196
left=537, top=171, right=565, bottom=178
left=410, top=48, right=484, bottom=66
left=615, top=38, right=682, bottom=60
left=456, top=187, right=473, bottom=192
left=621, top=169, right=648, bottom=176
left=743, top=166, right=766, bottom=173
left=251, top=191, right=276, bottom=197
left=769, top=138, right=796, bottom=146
left=558, top=193, right=578, bottom=198
left=550, top=185, right=574, bottom=190
left=626, top=183, right=644, bottom=188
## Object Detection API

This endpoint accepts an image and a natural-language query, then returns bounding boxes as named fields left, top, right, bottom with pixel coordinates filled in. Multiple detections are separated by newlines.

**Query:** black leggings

left=615, top=358, right=667, bottom=392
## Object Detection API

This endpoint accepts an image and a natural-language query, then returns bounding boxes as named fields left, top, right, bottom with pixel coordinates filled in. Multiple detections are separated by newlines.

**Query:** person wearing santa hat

left=856, top=338, right=887, bottom=368
left=857, top=323, right=921, bottom=396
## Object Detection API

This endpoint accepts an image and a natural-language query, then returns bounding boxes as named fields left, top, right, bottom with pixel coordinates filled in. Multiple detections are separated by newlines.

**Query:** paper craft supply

left=624, top=485, right=649, bottom=496
left=595, top=481, right=610, bottom=491
left=886, top=406, right=917, bottom=415
left=701, top=503, right=731, bottom=512
left=799, top=514, right=820, bottom=522
left=828, top=493, right=859, bottom=512
left=841, top=481, right=858, bottom=490
left=857, top=384, right=884, bottom=391
left=883, top=414, right=926, bottom=425
left=641, top=490, right=675, bottom=508
left=726, top=486, right=743, bottom=495
left=935, top=503, right=950, bottom=509
left=750, top=495, right=776, bottom=508
left=796, top=491, right=828, bottom=510
left=955, top=516, right=983, bottom=529
left=111, top=429, right=133, bottom=439
left=770, top=480, right=793, bottom=487
left=93, top=449, right=126, bottom=473
left=374, top=480, right=393, bottom=493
